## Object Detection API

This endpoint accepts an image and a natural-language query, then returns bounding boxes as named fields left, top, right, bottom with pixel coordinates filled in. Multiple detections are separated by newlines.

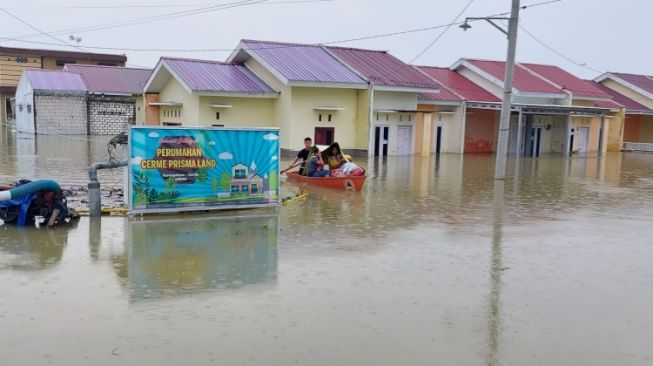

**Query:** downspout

left=367, top=82, right=375, bottom=157
left=86, top=93, right=91, bottom=135
left=460, top=102, right=467, bottom=154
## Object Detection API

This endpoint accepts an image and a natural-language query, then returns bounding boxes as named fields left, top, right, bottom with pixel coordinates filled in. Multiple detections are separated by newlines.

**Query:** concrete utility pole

left=494, top=0, right=521, bottom=180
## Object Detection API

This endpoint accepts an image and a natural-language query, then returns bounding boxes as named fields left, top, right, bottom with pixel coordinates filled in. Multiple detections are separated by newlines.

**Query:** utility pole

left=494, top=0, right=520, bottom=180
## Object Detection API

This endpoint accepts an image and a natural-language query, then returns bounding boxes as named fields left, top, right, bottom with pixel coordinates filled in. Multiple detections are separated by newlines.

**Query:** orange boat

left=286, top=172, right=366, bottom=191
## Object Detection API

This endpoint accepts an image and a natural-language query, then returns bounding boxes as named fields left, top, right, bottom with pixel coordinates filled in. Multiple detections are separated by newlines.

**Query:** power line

left=7, top=0, right=269, bottom=40
left=519, top=23, right=603, bottom=74
left=0, top=8, right=75, bottom=49
left=409, top=0, right=476, bottom=63
left=3, top=0, right=332, bottom=10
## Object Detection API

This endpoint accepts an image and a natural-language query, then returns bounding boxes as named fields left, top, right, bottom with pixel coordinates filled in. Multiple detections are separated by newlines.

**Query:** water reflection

left=0, top=220, right=78, bottom=270
left=111, top=214, right=278, bottom=302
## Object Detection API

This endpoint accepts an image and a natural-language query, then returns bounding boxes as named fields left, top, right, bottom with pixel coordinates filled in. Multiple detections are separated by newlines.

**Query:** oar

left=281, top=162, right=303, bottom=175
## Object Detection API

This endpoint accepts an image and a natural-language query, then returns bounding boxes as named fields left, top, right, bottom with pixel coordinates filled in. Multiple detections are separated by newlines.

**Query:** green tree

left=212, top=177, right=218, bottom=193
left=219, top=172, right=231, bottom=192
left=197, top=167, right=209, bottom=183
left=268, top=171, right=278, bottom=191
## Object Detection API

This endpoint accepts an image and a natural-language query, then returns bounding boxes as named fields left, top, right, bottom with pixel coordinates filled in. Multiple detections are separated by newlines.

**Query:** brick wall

left=35, top=94, right=87, bottom=135
left=88, top=99, right=135, bottom=135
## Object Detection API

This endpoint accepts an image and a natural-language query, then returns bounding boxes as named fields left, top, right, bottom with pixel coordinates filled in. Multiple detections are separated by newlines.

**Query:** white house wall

left=15, top=76, right=35, bottom=134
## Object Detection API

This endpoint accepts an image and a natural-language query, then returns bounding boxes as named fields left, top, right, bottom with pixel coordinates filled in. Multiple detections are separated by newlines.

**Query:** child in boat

left=326, top=143, right=346, bottom=170
left=307, top=146, right=331, bottom=177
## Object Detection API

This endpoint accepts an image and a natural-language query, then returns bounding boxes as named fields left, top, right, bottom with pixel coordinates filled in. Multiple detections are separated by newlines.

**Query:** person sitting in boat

left=306, top=146, right=331, bottom=177
left=324, top=142, right=346, bottom=170
left=286, top=137, right=313, bottom=175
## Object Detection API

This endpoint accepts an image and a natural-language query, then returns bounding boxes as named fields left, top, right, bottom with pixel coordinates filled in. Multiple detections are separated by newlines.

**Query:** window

left=251, top=184, right=258, bottom=193
left=56, top=59, right=76, bottom=67
left=376, top=113, right=379, bottom=121
left=18, top=104, right=24, bottom=112
left=231, top=185, right=239, bottom=192
left=328, top=114, right=332, bottom=122
left=162, top=122, right=181, bottom=126
left=234, top=169, right=246, bottom=179
left=26, top=104, right=32, bottom=113
left=216, top=112, right=220, bottom=120
left=318, top=114, right=322, bottom=122
left=386, top=114, right=389, bottom=121
left=212, top=124, right=224, bottom=127
left=400, top=115, right=403, bottom=122
left=408, top=114, right=412, bottom=122
left=241, top=185, right=249, bottom=192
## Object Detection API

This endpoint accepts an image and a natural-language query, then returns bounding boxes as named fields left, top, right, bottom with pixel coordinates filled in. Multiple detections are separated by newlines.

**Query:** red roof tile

left=65, top=64, right=151, bottom=95
left=520, top=63, right=609, bottom=98
left=591, top=81, right=652, bottom=113
left=610, top=72, right=653, bottom=95
left=418, top=66, right=499, bottom=103
left=463, top=59, right=562, bottom=94
left=327, top=46, right=439, bottom=90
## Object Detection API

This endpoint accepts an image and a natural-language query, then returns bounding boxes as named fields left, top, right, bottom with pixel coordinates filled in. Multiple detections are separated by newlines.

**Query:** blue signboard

left=129, top=126, right=280, bottom=214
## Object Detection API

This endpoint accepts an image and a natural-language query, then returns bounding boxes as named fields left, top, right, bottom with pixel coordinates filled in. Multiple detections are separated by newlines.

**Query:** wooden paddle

left=281, top=161, right=303, bottom=175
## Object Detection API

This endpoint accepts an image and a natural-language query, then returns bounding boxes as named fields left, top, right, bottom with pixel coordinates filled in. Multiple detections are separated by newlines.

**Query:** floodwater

left=1, top=127, right=653, bottom=365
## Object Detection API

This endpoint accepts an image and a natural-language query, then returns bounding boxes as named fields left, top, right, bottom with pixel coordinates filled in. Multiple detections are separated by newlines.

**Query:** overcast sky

left=1, top=0, right=650, bottom=79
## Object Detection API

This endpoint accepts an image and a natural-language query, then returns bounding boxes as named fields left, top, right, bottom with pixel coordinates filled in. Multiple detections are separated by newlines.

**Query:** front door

left=579, top=127, right=589, bottom=153
left=374, top=126, right=389, bottom=156
left=315, top=127, right=334, bottom=146
left=435, top=125, right=443, bottom=155
left=529, top=127, right=542, bottom=157
left=397, top=126, right=412, bottom=155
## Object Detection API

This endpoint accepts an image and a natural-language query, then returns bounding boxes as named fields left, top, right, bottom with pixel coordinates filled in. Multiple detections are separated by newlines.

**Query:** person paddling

left=284, top=137, right=312, bottom=175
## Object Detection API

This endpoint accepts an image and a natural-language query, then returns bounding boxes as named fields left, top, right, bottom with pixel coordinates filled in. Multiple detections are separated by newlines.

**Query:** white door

left=579, top=127, right=590, bottom=153
left=397, top=126, right=412, bottom=155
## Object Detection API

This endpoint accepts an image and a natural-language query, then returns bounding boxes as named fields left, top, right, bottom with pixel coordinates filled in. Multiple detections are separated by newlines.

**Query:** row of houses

left=8, top=40, right=653, bottom=156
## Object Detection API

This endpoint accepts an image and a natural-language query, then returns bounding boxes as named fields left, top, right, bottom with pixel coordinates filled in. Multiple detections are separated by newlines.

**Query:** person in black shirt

left=286, top=137, right=313, bottom=175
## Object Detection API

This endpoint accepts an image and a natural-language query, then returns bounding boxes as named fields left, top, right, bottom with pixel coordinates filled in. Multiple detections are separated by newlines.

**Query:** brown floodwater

left=1, top=127, right=652, bottom=365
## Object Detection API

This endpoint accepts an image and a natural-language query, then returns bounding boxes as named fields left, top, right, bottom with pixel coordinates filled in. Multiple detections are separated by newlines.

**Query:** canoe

left=286, top=172, right=366, bottom=191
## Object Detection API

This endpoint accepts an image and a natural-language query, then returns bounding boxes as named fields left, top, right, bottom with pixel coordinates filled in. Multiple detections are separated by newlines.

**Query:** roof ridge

left=162, top=56, right=228, bottom=65
left=413, top=66, right=464, bottom=100
left=516, top=63, right=565, bottom=91
left=241, top=39, right=321, bottom=47
left=324, top=45, right=388, bottom=53
left=66, top=64, right=151, bottom=71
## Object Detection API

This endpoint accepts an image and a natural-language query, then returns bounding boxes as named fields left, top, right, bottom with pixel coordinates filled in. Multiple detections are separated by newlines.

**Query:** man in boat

left=306, top=146, right=331, bottom=177
left=286, top=137, right=313, bottom=175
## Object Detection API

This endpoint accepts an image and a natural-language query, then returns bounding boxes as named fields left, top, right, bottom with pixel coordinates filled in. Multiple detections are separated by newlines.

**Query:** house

left=424, top=58, right=618, bottom=156
left=230, top=162, right=264, bottom=194
left=594, top=72, right=653, bottom=150
left=15, top=70, right=88, bottom=135
left=143, top=57, right=279, bottom=128
left=15, top=65, right=151, bottom=135
left=1, top=46, right=126, bottom=126
left=65, top=64, right=152, bottom=134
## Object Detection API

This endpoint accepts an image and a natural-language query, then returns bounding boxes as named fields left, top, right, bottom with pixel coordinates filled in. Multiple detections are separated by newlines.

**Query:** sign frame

left=128, top=126, right=281, bottom=215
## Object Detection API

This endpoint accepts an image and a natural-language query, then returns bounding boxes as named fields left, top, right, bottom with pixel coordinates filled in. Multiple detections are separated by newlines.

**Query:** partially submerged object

left=286, top=172, right=366, bottom=191
left=0, top=179, right=79, bottom=227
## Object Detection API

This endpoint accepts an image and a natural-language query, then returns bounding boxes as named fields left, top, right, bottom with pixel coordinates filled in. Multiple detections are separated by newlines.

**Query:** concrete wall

left=606, top=110, right=625, bottom=151
left=88, top=98, right=135, bottom=135
left=355, top=88, right=370, bottom=152
left=135, top=96, right=145, bottom=125
left=289, top=87, right=358, bottom=150
left=34, top=94, right=87, bottom=135
left=198, top=96, right=275, bottom=128
left=570, top=116, right=602, bottom=153
left=464, top=108, right=498, bottom=153
left=159, top=76, right=198, bottom=125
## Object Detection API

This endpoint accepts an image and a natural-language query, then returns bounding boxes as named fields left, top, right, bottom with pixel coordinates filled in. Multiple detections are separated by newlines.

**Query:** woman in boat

left=324, top=142, right=346, bottom=171
left=306, top=146, right=331, bottom=177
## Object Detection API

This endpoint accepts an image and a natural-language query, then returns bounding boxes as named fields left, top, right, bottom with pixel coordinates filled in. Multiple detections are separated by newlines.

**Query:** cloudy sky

left=1, top=0, right=650, bottom=79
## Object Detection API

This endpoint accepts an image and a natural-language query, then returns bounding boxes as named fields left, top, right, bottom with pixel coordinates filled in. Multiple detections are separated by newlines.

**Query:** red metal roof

left=520, top=63, right=609, bottom=98
left=240, top=40, right=366, bottom=85
left=591, top=81, right=652, bottom=113
left=610, top=72, right=653, bottom=95
left=162, top=57, right=276, bottom=94
left=418, top=66, right=499, bottom=103
left=463, top=59, right=561, bottom=94
left=327, top=46, right=440, bottom=89
left=65, top=64, right=151, bottom=95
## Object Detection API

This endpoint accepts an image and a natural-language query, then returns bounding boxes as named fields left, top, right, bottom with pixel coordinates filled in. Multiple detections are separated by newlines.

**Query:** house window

left=328, top=114, right=332, bottom=122
left=163, top=122, right=181, bottom=126
left=231, top=184, right=239, bottom=192
left=400, top=115, right=403, bottom=122
left=241, top=185, right=249, bottom=192
left=376, top=113, right=379, bottom=121
left=318, top=114, right=322, bottom=122
left=216, top=112, right=220, bottom=120
left=18, top=104, right=24, bottom=112
left=234, top=169, right=246, bottom=179
left=386, top=114, right=389, bottom=121
left=251, top=184, right=258, bottom=193
left=56, top=59, right=76, bottom=67
left=26, top=104, right=32, bottom=113
left=408, top=114, right=412, bottom=122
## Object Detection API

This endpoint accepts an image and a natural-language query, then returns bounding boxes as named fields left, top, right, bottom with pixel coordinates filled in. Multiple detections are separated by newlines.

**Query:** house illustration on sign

left=230, top=161, right=264, bottom=194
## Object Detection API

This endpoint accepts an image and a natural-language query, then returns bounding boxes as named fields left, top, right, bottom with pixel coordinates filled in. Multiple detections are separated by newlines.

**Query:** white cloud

left=262, top=133, right=279, bottom=141
left=208, top=141, right=216, bottom=146
left=131, top=156, right=144, bottom=165
left=219, top=152, right=233, bottom=160
left=271, top=155, right=278, bottom=161
left=148, top=131, right=159, bottom=138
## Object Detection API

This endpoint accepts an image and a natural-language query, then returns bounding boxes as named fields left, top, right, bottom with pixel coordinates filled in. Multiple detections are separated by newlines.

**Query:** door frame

left=373, top=124, right=390, bottom=157
left=314, top=127, right=335, bottom=146
left=397, top=125, right=413, bottom=156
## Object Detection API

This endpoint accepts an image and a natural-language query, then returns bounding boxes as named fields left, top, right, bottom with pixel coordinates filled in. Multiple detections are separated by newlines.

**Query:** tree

left=219, top=172, right=231, bottom=192
left=268, top=171, right=278, bottom=192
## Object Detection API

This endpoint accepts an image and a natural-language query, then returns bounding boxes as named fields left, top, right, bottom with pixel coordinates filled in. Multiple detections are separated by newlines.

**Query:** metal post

left=494, top=0, right=521, bottom=180
left=598, top=115, right=605, bottom=156
left=516, top=108, right=523, bottom=157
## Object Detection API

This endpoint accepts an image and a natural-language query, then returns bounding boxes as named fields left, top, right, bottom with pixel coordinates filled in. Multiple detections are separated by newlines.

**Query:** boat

left=286, top=172, right=366, bottom=191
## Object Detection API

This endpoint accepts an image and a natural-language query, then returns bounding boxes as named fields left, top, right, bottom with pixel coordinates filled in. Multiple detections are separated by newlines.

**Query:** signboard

left=129, top=126, right=280, bottom=214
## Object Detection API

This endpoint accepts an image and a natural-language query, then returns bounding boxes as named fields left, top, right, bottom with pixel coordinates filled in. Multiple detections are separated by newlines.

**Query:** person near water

left=286, top=137, right=313, bottom=175
left=325, top=142, right=346, bottom=170
left=306, top=146, right=330, bottom=177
